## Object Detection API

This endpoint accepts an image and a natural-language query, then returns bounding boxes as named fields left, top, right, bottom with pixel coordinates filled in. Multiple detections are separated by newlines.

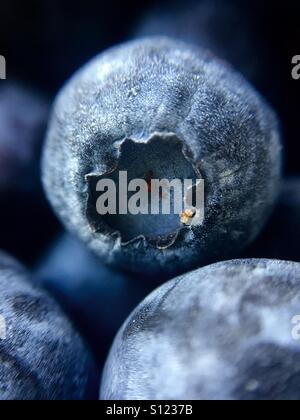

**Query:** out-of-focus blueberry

left=101, top=259, right=300, bottom=400
left=42, top=37, right=282, bottom=278
left=0, top=251, right=96, bottom=400
left=134, top=0, right=272, bottom=88
left=0, top=82, right=59, bottom=264
left=244, top=178, right=300, bottom=262
left=34, top=234, right=161, bottom=363
left=0, top=82, right=48, bottom=192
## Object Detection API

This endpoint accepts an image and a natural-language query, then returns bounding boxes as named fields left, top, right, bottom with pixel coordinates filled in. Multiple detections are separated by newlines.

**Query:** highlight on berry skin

left=101, top=259, right=300, bottom=401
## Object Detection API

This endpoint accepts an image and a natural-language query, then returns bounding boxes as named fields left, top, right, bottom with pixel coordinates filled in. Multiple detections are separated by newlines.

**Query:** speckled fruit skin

left=0, top=252, right=95, bottom=400
left=101, top=259, right=300, bottom=400
left=42, top=37, right=282, bottom=278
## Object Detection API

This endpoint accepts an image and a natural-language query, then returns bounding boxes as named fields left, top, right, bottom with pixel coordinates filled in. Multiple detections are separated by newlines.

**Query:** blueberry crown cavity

left=86, top=133, right=203, bottom=249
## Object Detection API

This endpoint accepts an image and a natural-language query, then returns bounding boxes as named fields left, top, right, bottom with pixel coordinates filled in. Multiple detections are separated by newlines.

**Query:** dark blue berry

left=42, top=37, right=282, bottom=277
left=0, top=251, right=95, bottom=400
left=101, top=259, right=300, bottom=400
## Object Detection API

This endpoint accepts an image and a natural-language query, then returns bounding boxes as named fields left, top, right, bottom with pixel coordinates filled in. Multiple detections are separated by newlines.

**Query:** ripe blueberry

left=135, top=0, right=271, bottom=87
left=0, top=251, right=95, bottom=400
left=42, top=37, right=282, bottom=277
left=101, top=259, right=300, bottom=400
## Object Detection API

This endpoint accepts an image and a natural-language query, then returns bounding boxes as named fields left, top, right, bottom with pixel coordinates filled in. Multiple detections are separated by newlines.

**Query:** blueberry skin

left=42, top=37, right=281, bottom=278
left=101, top=259, right=300, bottom=400
left=0, top=252, right=95, bottom=400
left=244, top=178, right=300, bottom=262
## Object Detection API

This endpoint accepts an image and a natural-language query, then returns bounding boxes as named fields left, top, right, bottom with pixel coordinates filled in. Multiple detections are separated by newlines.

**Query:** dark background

left=0, top=0, right=299, bottom=265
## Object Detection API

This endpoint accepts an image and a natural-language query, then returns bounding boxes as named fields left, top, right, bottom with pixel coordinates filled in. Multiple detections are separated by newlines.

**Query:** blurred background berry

left=0, top=82, right=60, bottom=264
left=34, top=234, right=162, bottom=364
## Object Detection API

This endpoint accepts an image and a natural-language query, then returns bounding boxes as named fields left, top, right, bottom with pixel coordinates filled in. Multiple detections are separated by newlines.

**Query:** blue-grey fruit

left=101, top=259, right=300, bottom=400
left=0, top=251, right=95, bottom=400
left=42, top=37, right=282, bottom=277
left=0, top=83, right=58, bottom=265
left=134, top=0, right=270, bottom=86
